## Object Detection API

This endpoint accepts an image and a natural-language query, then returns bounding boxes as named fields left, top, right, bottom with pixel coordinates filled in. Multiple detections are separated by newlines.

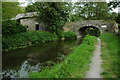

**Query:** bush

left=61, top=31, right=77, bottom=40
left=2, top=31, right=58, bottom=51
left=2, top=20, right=27, bottom=38
left=82, top=35, right=97, bottom=45
left=30, top=35, right=97, bottom=78
left=55, top=29, right=63, bottom=39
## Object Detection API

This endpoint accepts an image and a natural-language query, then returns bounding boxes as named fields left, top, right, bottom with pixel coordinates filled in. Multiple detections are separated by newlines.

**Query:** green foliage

left=61, top=31, right=77, bottom=40
left=108, top=1, right=120, bottom=9
left=100, top=34, right=119, bottom=78
left=84, top=27, right=100, bottom=37
left=115, top=13, right=120, bottom=23
left=82, top=35, right=97, bottom=45
left=2, top=31, right=58, bottom=51
left=57, top=31, right=77, bottom=40
left=25, top=4, right=37, bottom=12
left=2, top=2, right=23, bottom=20
left=34, top=2, right=71, bottom=33
left=55, top=29, right=63, bottom=38
left=69, top=14, right=84, bottom=22
left=74, top=2, right=110, bottom=20
left=107, top=12, right=118, bottom=20
left=30, top=35, right=97, bottom=78
left=2, top=20, right=27, bottom=38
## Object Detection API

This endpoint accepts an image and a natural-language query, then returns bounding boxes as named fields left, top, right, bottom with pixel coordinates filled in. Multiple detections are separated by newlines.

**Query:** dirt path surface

left=86, top=38, right=103, bottom=78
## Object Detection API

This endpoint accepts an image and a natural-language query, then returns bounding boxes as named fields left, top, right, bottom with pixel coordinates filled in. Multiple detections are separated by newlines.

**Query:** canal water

left=2, top=40, right=81, bottom=78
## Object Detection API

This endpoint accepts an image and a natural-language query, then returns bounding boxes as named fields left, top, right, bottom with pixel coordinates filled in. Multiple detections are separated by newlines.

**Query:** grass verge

left=2, top=31, right=58, bottom=51
left=2, top=30, right=77, bottom=51
left=29, top=35, right=97, bottom=78
left=100, top=33, right=119, bottom=78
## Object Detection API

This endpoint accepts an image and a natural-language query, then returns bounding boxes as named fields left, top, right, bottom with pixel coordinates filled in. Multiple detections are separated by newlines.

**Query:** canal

left=2, top=39, right=81, bottom=78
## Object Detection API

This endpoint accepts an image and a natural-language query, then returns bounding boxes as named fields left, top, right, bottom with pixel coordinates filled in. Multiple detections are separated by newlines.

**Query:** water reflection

left=2, top=40, right=80, bottom=78
left=1, top=60, right=41, bottom=78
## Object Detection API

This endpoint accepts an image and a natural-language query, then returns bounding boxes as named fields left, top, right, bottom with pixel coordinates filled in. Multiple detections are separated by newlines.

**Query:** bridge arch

left=78, top=25, right=102, bottom=37
left=63, top=20, right=116, bottom=37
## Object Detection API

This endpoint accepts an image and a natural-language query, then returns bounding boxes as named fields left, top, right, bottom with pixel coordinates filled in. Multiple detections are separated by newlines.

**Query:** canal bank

left=100, top=34, right=119, bottom=78
left=30, top=35, right=97, bottom=78
left=2, top=39, right=79, bottom=78
left=2, top=31, right=77, bottom=51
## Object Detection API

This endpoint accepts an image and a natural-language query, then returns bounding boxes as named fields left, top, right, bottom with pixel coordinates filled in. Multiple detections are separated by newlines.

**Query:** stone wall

left=20, top=18, right=46, bottom=30
left=63, top=20, right=115, bottom=35
left=20, top=18, right=38, bottom=30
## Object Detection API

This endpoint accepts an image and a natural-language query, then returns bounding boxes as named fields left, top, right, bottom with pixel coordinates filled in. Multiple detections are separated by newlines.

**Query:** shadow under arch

left=78, top=26, right=102, bottom=37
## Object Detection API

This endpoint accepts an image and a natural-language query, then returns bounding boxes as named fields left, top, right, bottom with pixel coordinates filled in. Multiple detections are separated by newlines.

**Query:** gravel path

left=86, top=38, right=103, bottom=78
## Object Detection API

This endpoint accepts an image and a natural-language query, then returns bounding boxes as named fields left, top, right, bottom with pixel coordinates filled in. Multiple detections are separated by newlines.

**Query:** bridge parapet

left=63, top=20, right=115, bottom=36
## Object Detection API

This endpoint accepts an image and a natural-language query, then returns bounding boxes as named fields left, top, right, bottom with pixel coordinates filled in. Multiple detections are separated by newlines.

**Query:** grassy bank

left=30, top=35, right=97, bottom=78
left=2, top=31, right=77, bottom=51
left=2, top=31, right=58, bottom=51
left=100, top=34, right=119, bottom=78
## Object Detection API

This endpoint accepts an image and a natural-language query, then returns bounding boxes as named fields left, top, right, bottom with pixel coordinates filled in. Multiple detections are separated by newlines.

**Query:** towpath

left=86, top=38, right=103, bottom=78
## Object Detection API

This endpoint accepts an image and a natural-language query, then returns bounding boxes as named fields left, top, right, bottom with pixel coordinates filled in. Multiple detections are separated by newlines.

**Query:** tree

left=34, top=2, right=72, bottom=35
left=2, top=2, right=23, bottom=20
left=25, top=4, right=37, bottom=12
left=115, top=13, right=120, bottom=23
left=108, top=12, right=118, bottom=20
left=115, top=13, right=120, bottom=31
left=94, top=2, right=110, bottom=20
left=74, top=2, right=110, bottom=20
left=108, top=1, right=120, bottom=31
left=2, top=20, right=27, bottom=38
left=108, top=1, right=120, bottom=9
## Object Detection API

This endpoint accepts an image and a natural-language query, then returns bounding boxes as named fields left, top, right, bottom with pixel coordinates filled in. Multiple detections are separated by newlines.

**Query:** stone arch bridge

left=63, top=20, right=118, bottom=37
